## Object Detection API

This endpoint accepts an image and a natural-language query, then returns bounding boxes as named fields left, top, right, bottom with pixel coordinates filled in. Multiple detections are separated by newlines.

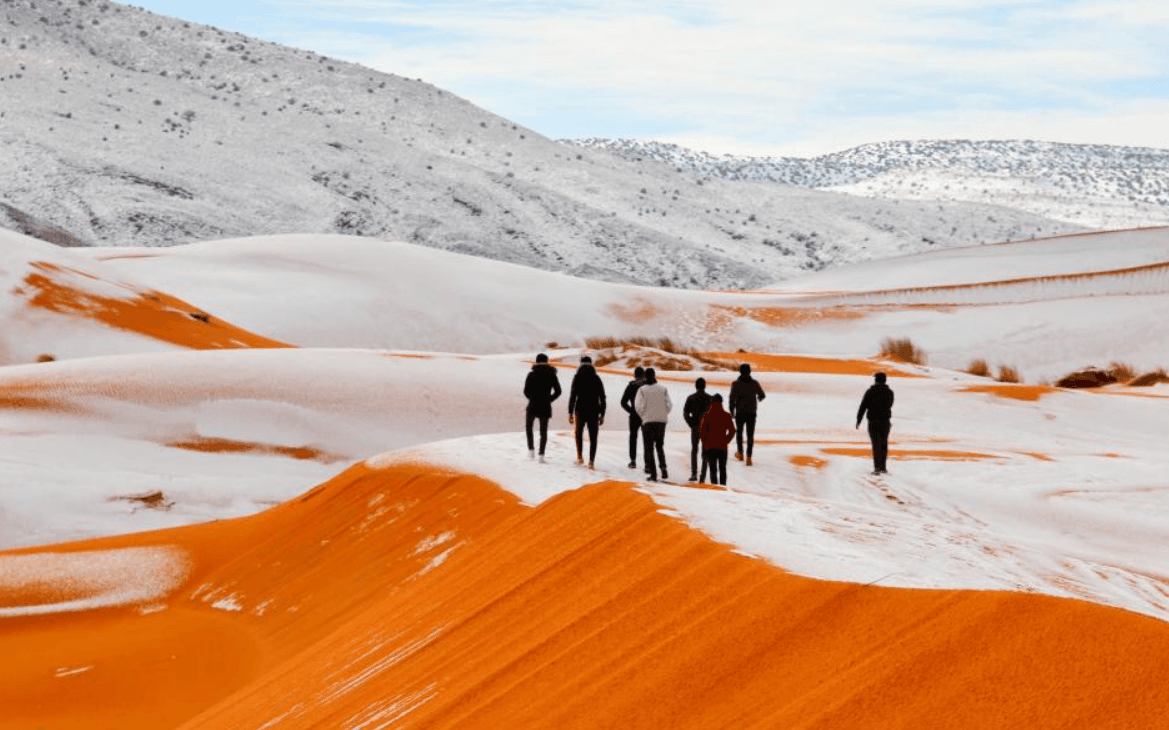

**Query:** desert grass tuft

left=879, top=337, right=927, bottom=365
left=995, top=365, right=1022, bottom=384
left=965, top=358, right=991, bottom=378
left=1128, top=367, right=1169, bottom=387
left=1105, top=361, right=1136, bottom=382
left=1056, top=367, right=1118, bottom=389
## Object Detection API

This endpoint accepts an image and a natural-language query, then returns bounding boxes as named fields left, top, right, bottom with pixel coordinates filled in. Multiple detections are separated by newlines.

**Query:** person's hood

left=532, top=362, right=555, bottom=371
left=708, top=401, right=726, bottom=414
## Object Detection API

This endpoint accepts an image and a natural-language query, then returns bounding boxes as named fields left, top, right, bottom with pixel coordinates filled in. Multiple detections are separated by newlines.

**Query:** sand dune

left=5, top=226, right=1169, bottom=727
left=4, top=464, right=1169, bottom=730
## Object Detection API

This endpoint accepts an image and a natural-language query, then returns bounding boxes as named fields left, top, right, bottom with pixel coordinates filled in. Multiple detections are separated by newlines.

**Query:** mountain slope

left=0, top=0, right=1081, bottom=288
left=567, top=138, right=1169, bottom=231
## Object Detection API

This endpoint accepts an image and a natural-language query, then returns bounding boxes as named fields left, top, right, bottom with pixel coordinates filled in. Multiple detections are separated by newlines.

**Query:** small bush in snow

left=879, top=337, right=927, bottom=365
left=965, top=359, right=991, bottom=377
left=996, top=365, right=1022, bottom=383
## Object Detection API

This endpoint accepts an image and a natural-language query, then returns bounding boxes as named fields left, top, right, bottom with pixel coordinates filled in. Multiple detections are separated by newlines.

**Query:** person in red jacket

left=699, top=393, right=736, bottom=486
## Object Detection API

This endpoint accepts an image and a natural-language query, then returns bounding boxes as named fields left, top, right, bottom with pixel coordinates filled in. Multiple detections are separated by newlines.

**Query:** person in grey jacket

left=634, top=367, right=672, bottom=482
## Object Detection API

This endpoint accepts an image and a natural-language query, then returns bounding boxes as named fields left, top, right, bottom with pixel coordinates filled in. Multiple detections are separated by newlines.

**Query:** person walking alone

left=523, top=353, right=562, bottom=462
left=856, top=371, right=895, bottom=475
left=634, top=367, right=672, bottom=482
left=619, top=366, right=647, bottom=470
left=729, top=363, right=766, bottom=465
left=568, top=355, right=606, bottom=469
left=683, top=377, right=714, bottom=482
left=699, top=393, right=736, bottom=486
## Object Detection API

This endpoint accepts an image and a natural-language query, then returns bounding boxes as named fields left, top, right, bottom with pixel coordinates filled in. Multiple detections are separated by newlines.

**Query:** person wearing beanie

left=619, top=366, right=648, bottom=470
left=634, top=367, right=672, bottom=482
left=523, top=352, right=561, bottom=462
left=856, top=371, right=895, bottom=475
left=682, top=377, right=714, bottom=482
left=699, top=393, right=736, bottom=486
left=729, top=362, right=766, bottom=465
left=568, top=355, right=606, bottom=469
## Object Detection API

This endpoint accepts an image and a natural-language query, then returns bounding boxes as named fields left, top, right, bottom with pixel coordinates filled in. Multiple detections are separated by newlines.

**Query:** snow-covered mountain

left=566, top=138, right=1169, bottom=231
left=1, top=0, right=1084, bottom=289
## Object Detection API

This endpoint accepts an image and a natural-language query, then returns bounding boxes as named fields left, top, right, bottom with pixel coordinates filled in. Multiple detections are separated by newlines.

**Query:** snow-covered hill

left=568, top=138, right=1169, bottom=231
left=0, top=0, right=1083, bottom=289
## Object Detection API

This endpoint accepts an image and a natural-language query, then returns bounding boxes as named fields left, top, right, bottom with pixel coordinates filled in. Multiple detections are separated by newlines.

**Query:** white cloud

left=254, top=0, right=1169, bottom=154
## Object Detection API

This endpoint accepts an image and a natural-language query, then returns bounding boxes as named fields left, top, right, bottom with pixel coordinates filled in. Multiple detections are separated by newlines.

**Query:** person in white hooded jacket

left=634, top=367, right=673, bottom=481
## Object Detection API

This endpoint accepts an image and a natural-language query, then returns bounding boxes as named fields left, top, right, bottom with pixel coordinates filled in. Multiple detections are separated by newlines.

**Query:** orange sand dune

left=19, top=261, right=291, bottom=350
left=4, top=466, right=1169, bottom=729
left=705, top=352, right=922, bottom=377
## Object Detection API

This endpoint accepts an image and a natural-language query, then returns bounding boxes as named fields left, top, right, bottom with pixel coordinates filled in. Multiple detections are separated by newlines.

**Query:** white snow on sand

left=0, top=546, right=190, bottom=617
left=3, top=227, right=1169, bottom=623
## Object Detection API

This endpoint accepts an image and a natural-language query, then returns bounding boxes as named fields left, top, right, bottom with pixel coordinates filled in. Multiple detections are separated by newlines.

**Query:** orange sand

left=166, top=436, right=342, bottom=463
left=790, top=454, right=830, bottom=469
left=822, top=447, right=1000, bottom=461
left=960, top=384, right=1056, bottom=401
left=705, top=352, right=922, bottom=377
left=713, top=304, right=866, bottom=328
left=4, top=465, right=1169, bottom=729
left=20, top=261, right=291, bottom=351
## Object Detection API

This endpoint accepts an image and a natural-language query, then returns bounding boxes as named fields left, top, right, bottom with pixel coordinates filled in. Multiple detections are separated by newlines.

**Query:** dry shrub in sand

left=1106, top=362, right=1136, bottom=382
left=965, top=359, right=991, bottom=378
left=995, top=365, right=1022, bottom=384
left=1127, top=368, right=1169, bottom=387
left=1056, top=368, right=1118, bottom=389
left=879, top=337, right=928, bottom=366
left=583, top=335, right=734, bottom=371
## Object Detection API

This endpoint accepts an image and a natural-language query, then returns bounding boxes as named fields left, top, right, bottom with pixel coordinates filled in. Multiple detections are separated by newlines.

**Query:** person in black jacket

left=683, top=377, right=714, bottom=482
left=523, top=353, right=562, bottom=462
left=729, top=363, right=766, bottom=465
left=619, top=366, right=647, bottom=469
left=856, top=371, right=895, bottom=475
left=568, top=355, right=607, bottom=469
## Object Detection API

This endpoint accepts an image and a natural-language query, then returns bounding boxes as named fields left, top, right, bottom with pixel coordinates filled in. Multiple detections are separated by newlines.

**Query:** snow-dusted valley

left=0, top=0, right=1115, bottom=290
left=568, top=138, right=1169, bottom=232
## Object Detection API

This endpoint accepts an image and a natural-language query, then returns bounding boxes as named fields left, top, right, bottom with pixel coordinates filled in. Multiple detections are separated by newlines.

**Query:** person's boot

left=576, top=454, right=584, bottom=465
left=588, top=461, right=595, bottom=470
left=688, top=474, right=698, bottom=482
left=628, top=460, right=636, bottom=469
left=734, top=451, right=744, bottom=461
left=746, top=455, right=753, bottom=466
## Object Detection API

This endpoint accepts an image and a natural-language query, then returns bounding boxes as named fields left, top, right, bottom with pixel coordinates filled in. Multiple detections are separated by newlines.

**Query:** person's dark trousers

left=628, top=414, right=643, bottom=465
left=868, top=420, right=891, bottom=473
left=525, top=410, right=549, bottom=454
left=704, top=448, right=728, bottom=485
left=690, top=427, right=707, bottom=480
left=642, top=422, right=667, bottom=479
left=734, top=412, right=757, bottom=456
left=575, top=415, right=600, bottom=462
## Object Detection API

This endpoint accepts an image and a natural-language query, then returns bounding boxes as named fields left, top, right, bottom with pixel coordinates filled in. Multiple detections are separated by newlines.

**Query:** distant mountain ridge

left=565, top=138, right=1169, bottom=230
left=0, top=0, right=1091, bottom=289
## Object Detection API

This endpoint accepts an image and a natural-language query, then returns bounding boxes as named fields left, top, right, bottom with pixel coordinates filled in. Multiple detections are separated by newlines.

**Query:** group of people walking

left=524, top=353, right=895, bottom=480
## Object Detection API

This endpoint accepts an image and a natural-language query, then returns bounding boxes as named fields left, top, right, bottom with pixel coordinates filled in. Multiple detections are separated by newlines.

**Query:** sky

left=92, top=1, right=1169, bottom=157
